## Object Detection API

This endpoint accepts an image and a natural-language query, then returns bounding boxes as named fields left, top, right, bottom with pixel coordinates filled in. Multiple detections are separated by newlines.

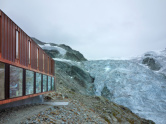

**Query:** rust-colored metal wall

left=0, top=10, right=55, bottom=76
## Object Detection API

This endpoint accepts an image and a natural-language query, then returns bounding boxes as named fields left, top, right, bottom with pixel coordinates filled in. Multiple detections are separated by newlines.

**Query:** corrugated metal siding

left=12, top=22, right=16, bottom=62
left=51, top=60, right=55, bottom=75
left=44, top=54, right=47, bottom=73
left=48, top=57, right=51, bottom=74
left=0, top=11, right=1, bottom=56
left=38, top=47, right=43, bottom=72
left=0, top=10, right=55, bottom=77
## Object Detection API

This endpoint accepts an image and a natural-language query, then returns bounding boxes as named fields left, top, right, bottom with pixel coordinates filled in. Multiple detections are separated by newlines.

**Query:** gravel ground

left=0, top=103, right=53, bottom=124
left=21, top=100, right=107, bottom=124
left=0, top=92, right=107, bottom=124
left=0, top=91, right=154, bottom=124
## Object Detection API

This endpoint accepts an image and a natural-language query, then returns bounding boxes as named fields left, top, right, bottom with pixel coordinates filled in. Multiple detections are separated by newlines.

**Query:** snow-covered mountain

left=32, top=37, right=87, bottom=62
left=132, top=49, right=166, bottom=76
left=81, top=49, right=166, bottom=124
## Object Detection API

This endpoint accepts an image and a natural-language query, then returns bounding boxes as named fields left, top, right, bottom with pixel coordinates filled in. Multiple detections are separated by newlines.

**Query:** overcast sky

left=0, top=0, right=166, bottom=59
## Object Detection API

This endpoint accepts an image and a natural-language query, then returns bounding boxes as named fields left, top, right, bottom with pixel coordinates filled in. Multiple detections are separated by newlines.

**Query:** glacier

left=81, top=50, right=166, bottom=124
left=39, top=44, right=66, bottom=55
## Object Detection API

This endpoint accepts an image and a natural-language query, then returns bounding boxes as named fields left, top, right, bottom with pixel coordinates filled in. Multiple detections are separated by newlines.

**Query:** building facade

left=0, top=10, right=55, bottom=105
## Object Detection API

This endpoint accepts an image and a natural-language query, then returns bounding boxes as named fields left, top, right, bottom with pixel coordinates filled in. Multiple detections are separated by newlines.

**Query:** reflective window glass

left=52, top=77, right=55, bottom=90
left=29, top=41, right=31, bottom=64
left=16, top=30, right=19, bottom=59
left=36, top=73, right=41, bottom=93
left=0, top=62, right=5, bottom=100
left=43, top=75, right=47, bottom=92
left=26, top=70, right=34, bottom=95
left=10, top=65, right=23, bottom=98
left=37, top=48, right=39, bottom=68
left=48, top=76, right=51, bottom=91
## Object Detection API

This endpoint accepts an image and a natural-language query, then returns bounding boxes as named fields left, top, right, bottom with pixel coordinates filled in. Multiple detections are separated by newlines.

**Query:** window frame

left=28, top=40, right=31, bottom=65
left=15, top=30, right=19, bottom=59
left=37, top=48, right=39, bottom=69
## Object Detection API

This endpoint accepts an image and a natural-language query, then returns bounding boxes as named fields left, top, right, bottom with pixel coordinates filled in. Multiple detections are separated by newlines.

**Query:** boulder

left=142, top=57, right=161, bottom=71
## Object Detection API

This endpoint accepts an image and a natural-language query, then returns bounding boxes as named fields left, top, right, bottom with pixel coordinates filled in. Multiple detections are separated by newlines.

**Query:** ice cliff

left=81, top=49, right=166, bottom=124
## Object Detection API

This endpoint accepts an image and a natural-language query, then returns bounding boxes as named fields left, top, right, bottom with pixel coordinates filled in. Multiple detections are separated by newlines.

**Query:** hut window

left=28, top=41, right=31, bottom=64
left=26, top=70, right=34, bottom=95
left=36, top=73, right=41, bottom=93
left=0, top=62, right=5, bottom=100
left=16, top=30, right=19, bottom=59
left=37, top=48, right=39, bottom=68
left=48, top=76, right=51, bottom=91
left=10, top=65, right=23, bottom=98
left=43, top=54, right=44, bottom=70
left=43, top=75, right=47, bottom=92
left=52, top=77, right=55, bottom=90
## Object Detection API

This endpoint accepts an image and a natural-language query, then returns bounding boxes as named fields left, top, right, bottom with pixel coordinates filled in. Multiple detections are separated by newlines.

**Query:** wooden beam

left=5, top=63, right=10, bottom=99
left=0, top=91, right=54, bottom=105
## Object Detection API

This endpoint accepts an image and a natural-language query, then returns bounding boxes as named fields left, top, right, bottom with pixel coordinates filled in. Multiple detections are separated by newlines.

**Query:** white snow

left=105, top=66, right=111, bottom=72
left=53, top=58, right=81, bottom=67
left=53, top=58, right=72, bottom=62
left=43, top=102, right=69, bottom=106
left=40, top=44, right=66, bottom=55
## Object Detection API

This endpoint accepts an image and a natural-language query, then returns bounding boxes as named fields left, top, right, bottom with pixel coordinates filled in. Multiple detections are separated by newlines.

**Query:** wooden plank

left=7, top=17, right=9, bottom=60
left=5, top=64, right=10, bottom=99
left=12, top=24, right=16, bottom=62
left=8, top=19, right=12, bottom=61
left=23, top=69, right=26, bottom=96
left=1, top=13, right=4, bottom=58
left=34, top=72, right=36, bottom=94
left=0, top=10, right=1, bottom=57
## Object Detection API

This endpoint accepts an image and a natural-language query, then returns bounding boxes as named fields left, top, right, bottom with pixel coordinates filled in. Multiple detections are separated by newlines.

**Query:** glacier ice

left=82, top=59, right=166, bottom=124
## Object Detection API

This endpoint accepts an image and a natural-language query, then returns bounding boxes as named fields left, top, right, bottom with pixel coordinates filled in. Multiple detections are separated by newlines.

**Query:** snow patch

left=53, top=58, right=81, bottom=67
left=40, top=44, right=66, bottom=55
left=53, top=58, right=72, bottom=62
left=105, top=66, right=111, bottom=72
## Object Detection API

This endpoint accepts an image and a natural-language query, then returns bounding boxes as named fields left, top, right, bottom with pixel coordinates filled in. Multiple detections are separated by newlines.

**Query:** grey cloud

left=0, top=0, right=166, bottom=59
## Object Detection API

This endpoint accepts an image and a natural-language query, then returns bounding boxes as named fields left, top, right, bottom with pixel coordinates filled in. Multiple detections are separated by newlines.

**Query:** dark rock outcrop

left=31, top=37, right=46, bottom=45
left=44, top=50, right=62, bottom=58
left=59, top=44, right=87, bottom=61
left=55, top=60, right=94, bottom=95
left=101, top=86, right=113, bottom=100
left=142, top=57, right=161, bottom=71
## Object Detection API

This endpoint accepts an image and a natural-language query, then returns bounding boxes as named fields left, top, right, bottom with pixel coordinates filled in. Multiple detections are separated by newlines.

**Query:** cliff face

left=32, top=37, right=87, bottom=62
left=32, top=37, right=155, bottom=124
